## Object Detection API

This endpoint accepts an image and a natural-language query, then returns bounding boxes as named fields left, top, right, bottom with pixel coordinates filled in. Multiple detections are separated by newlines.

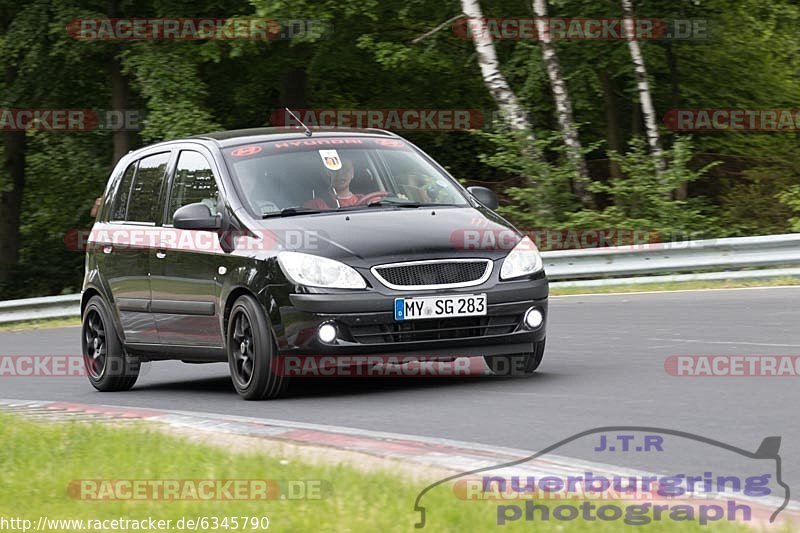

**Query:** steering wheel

left=357, top=191, right=389, bottom=205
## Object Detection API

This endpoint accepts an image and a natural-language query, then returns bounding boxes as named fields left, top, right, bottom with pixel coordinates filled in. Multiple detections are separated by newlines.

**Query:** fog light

left=317, top=323, right=338, bottom=344
left=524, top=308, right=544, bottom=329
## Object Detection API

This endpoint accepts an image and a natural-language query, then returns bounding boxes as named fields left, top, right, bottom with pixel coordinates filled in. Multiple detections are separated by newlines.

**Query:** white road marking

left=552, top=285, right=800, bottom=299
left=649, top=337, right=800, bottom=348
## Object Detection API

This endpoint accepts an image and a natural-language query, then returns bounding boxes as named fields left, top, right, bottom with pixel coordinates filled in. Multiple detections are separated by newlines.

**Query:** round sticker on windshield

left=319, top=149, right=342, bottom=170
left=231, top=146, right=262, bottom=157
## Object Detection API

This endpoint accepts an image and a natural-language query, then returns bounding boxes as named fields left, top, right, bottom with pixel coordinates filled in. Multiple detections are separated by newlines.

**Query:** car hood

left=248, top=206, right=521, bottom=267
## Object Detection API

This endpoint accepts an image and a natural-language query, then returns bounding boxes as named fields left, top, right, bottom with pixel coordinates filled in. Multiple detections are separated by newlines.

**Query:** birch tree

left=460, top=0, right=533, bottom=136
left=621, top=0, right=665, bottom=175
left=532, top=0, right=593, bottom=207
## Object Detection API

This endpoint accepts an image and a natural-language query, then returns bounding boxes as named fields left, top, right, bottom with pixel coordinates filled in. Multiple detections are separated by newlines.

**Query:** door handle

left=156, top=250, right=167, bottom=259
left=103, top=245, right=113, bottom=254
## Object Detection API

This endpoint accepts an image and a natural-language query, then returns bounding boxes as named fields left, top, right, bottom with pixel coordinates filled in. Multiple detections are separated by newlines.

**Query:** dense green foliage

left=493, top=135, right=720, bottom=237
left=2, top=0, right=800, bottom=298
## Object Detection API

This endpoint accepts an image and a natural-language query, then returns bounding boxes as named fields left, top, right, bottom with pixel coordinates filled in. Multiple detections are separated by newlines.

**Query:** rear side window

left=126, top=152, right=170, bottom=223
left=110, top=161, right=136, bottom=220
left=110, top=162, right=137, bottom=221
left=168, top=151, right=220, bottom=224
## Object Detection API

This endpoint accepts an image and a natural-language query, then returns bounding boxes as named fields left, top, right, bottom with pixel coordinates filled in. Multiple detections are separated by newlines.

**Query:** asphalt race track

left=2, top=286, right=799, bottom=501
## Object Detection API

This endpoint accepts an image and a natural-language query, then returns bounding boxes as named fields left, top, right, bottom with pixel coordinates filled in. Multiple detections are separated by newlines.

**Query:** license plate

left=394, top=294, right=487, bottom=321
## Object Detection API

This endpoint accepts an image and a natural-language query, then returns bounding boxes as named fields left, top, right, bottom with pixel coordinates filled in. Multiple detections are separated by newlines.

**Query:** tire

left=227, top=295, right=288, bottom=400
left=484, top=339, right=546, bottom=377
left=82, top=296, right=140, bottom=392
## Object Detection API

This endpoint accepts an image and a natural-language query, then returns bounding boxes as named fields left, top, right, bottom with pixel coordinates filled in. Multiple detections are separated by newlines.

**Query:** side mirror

left=467, top=186, right=499, bottom=210
left=173, top=202, right=222, bottom=231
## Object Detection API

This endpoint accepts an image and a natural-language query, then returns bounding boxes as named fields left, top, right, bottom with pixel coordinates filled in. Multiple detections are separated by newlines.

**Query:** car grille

left=372, top=260, right=491, bottom=289
left=348, top=314, right=521, bottom=344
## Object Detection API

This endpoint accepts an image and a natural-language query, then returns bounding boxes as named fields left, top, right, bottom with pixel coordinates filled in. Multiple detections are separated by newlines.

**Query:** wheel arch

left=222, top=286, right=284, bottom=354
left=81, top=286, right=126, bottom=345
left=223, top=287, right=260, bottom=335
left=81, top=287, right=102, bottom=315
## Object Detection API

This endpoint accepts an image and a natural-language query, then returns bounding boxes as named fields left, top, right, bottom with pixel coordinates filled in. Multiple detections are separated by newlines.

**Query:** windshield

left=222, top=137, right=469, bottom=216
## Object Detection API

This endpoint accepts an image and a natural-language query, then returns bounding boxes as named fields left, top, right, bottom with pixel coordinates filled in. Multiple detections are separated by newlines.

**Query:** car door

left=149, top=147, right=225, bottom=347
left=98, top=151, right=171, bottom=344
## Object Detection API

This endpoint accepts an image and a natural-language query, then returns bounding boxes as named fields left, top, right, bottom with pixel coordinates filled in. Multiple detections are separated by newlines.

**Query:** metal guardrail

left=543, top=233, right=800, bottom=280
left=0, top=294, right=81, bottom=324
left=1, top=233, right=799, bottom=324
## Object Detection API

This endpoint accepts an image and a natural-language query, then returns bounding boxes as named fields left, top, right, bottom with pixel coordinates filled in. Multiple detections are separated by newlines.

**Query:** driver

left=304, top=158, right=363, bottom=209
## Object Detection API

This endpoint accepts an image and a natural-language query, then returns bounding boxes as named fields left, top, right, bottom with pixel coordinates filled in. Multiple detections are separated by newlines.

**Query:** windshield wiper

left=262, top=201, right=456, bottom=217
left=261, top=207, right=324, bottom=218
left=365, top=199, right=451, bottom=208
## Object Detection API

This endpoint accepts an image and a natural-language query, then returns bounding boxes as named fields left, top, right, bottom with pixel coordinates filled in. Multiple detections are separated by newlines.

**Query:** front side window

left=127, top=152, right=170, bottom=223
left=168, top=151, right=220, bottom=224
left=222, top=137, right=467, bottom=217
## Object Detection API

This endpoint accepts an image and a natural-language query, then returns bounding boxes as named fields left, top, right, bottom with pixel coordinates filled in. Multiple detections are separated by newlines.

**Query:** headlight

left=277, top=252, right=367, bottom=289
left=500, top=236, right=543, bottom=280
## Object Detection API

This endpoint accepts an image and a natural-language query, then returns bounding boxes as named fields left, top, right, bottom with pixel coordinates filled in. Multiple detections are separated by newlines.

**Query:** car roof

left=121, top=127, right=402, bottom=160
left=191, top=127, right=399, bottom=147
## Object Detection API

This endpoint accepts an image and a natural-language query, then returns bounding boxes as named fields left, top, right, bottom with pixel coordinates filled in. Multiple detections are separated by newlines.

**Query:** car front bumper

left=272, top=275, right=548, bottom=359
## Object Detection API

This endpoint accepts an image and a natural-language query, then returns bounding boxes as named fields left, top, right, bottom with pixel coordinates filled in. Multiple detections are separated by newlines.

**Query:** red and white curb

left=1, top=398, right=798, bottom=528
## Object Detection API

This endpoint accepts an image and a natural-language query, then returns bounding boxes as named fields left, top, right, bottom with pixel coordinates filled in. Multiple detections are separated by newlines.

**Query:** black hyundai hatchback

left=82, top=127, right=548, bottom=400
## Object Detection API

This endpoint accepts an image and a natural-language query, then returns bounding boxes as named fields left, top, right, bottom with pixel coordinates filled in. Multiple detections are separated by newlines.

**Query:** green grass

left=0, top=317, right=80, bottom=332
left=550, top=277, right=800, bottom=296
left=0, top=414, right=760, bottom=532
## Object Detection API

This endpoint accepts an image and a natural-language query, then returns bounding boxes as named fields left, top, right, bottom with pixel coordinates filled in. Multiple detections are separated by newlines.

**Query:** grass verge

left=0, top=414, right=757, bottom=532
left=0, top=317, right=81, bottom=332
left=550, top=277, right=800, bottom=296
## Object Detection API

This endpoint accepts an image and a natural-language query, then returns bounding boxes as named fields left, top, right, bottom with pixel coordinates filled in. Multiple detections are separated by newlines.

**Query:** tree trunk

left=666, top=41, right=687, bottom=199
left=110, top=54, right=132, bottom=166
left=631, top=94, right=641, bottom=136
left=0, top=65, right=26, bottom=289
left=621, top=0, right=664, bottom=175
left=532, top=0, right=593, bottom=208
left=108, top=0, right=131, bottom=166
left=460, top=0, right=533, bottom=135
left=600, top=70, right=623, bottom=181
